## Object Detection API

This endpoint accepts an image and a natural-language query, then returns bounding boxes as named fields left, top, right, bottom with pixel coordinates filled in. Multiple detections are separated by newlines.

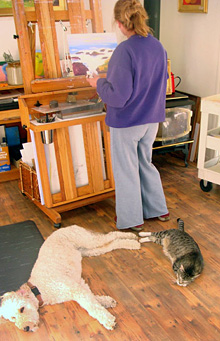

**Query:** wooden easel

left=12, top=0, right=104, bottom=94
left=12, top=0, right=115, bottom=227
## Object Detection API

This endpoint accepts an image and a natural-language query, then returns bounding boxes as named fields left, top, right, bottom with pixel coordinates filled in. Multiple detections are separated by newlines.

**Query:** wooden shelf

left=0, top=109, right=21, bottom=125
left=0, top=83, right=23, bottom=91
left=0, top=118, right=20, bottom=125
left=0, top=165, right=20, bottom=183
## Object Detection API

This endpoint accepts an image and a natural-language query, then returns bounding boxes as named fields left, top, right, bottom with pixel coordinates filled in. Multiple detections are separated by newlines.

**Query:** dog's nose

left=24, top=326, right=30, bottom=332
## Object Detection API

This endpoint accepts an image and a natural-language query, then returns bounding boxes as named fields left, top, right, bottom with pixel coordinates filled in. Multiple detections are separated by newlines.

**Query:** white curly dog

left=0, top=225, right=140, bottom=332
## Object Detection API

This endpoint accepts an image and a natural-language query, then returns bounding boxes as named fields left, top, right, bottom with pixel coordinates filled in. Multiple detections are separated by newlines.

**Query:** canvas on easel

left=67, top=33, right=117, bottom=76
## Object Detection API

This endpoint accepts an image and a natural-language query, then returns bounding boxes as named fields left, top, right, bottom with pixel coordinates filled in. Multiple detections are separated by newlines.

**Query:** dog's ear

left=0, top=314, right=5, bottom=322
left=0, top=315, right=7, bottom=324
left=17, top=288, right=26, bottom=296
left=0, top=297, right=5, bottom=323
left=0, top=295, right=10, bottom=324
left=17, top=284, right=31, bottom=298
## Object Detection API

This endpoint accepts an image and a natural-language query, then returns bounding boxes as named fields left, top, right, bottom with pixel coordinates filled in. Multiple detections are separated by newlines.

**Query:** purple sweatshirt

left=97, top=34, right=167, bottom=128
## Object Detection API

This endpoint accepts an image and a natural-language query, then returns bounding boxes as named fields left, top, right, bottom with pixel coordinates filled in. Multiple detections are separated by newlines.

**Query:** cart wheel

left=54, top=223, right=61, bottom=228
left=200, top=180, right=213, bottom=192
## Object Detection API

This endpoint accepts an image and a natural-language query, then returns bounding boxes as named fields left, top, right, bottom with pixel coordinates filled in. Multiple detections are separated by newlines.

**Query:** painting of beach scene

left=67, top=33, right=117, bottom=76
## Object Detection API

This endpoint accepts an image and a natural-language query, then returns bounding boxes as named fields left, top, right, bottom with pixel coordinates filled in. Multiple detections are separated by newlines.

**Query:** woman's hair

left=114, top=0, right=152, bottom=37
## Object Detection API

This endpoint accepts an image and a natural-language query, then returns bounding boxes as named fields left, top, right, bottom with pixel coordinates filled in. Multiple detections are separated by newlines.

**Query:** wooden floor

left=0, top=154, right=220, bottom=341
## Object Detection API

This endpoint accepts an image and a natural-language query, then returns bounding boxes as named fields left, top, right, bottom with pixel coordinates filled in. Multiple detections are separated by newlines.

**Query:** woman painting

left=87, top=0, right=169, bottom=231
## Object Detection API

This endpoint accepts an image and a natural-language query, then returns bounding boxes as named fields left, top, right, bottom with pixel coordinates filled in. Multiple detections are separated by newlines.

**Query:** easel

left=12, top=0, right=115, bottom=227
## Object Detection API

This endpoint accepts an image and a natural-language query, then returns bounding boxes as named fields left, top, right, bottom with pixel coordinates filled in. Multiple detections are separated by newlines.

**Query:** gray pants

left=110, top=123, right=168, bottom=229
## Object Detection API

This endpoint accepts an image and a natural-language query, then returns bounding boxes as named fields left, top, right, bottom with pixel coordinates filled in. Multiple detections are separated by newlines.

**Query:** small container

left=156, top=107, right=192, bottom=144
left=41, top=130, right=54, bottom=144
left=19, top=161, right=40, bottom=201
left=6, top=61, right=23, bottom=85
left=36, top=116, right=55, bottom=144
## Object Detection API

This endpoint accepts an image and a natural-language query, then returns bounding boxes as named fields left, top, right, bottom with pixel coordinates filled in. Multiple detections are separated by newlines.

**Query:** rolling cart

left=197, top=94, right=220, bottom=192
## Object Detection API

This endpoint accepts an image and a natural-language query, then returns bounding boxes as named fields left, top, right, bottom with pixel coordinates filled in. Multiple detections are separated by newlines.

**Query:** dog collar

left=27, top=282, right=44, bottom=306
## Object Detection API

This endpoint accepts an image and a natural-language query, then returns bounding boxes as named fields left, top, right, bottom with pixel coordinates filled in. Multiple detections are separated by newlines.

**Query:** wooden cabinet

left=0, top=84, right=24, bottom=182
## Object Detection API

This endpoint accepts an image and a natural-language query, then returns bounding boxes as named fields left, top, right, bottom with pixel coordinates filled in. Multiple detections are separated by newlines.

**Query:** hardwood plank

left=1, top=154, right=220, bottom=340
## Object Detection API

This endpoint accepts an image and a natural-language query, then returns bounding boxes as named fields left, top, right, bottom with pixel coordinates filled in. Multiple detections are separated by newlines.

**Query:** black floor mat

left=0, top=220, right=44, bottom=295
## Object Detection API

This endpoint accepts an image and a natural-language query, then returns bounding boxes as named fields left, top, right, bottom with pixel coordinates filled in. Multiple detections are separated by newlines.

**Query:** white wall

left=0, top=0, right=144, bottom=60
left=0, top=0, right=219, bottom=98
left=0, top=16, right=19, bottom=61
left=160, top=0, right=220, bottom=98
left=101, top=0, right=143, bottom=42
left=101, top=0, right=143, bottom=33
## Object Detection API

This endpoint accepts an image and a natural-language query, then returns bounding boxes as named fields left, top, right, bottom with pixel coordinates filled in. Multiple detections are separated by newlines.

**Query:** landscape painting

left=67, top=33, right=117, bottom=77
left=0, top=0, right=65, bottom=16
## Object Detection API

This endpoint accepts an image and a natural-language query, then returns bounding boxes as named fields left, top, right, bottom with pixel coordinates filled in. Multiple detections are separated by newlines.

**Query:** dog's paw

left=139, top=231, right=151, bottom=237
left=126, top=240, right=141, bottom=249
left=97, top=295, right=117, bottom=308
left=103, top=315, right=116, bottom=330
left=124, top=232, right=139, bottom=240
left=108, top=297, right=117, bottom=308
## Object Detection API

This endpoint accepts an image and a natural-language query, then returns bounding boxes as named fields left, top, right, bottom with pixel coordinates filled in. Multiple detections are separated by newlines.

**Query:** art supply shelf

left=197, top=94, right=220, bottom=192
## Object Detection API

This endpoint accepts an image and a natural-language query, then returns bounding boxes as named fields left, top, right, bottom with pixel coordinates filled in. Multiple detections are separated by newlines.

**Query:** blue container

left=5, top=126, right=20, bottom=147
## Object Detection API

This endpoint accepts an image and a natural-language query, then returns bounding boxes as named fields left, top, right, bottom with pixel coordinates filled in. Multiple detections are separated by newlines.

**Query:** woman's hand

left=86, top=73, right=100, bottom=88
